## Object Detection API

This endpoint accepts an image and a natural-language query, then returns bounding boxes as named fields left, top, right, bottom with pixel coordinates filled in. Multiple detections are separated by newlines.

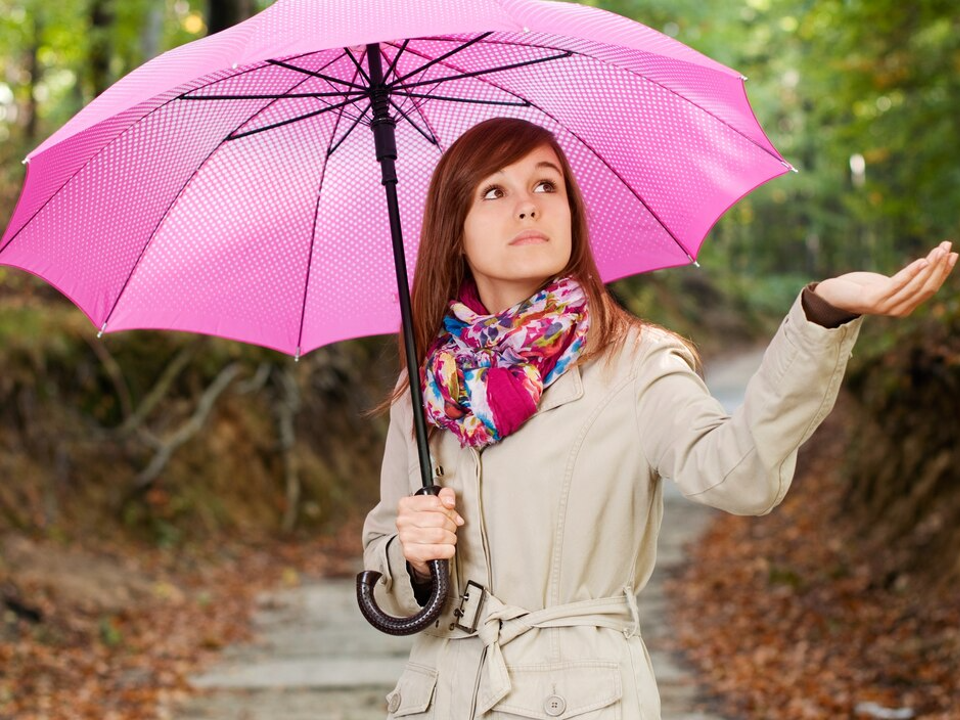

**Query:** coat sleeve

left=360, top=382, right=427, bottom=616
left=634, top=288, right=864, bottom=516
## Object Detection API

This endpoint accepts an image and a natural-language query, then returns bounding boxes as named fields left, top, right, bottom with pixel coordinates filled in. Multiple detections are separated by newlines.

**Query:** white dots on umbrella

left=232, top=63, right=238, bottom=69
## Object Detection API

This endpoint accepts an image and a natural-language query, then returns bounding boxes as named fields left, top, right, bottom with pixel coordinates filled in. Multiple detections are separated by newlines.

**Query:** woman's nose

left=517, top=200, right=538, bottom=220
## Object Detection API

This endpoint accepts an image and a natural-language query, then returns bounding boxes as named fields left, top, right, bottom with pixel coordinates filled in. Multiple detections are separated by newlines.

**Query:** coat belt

left=465, top=584, right=642, bottom=716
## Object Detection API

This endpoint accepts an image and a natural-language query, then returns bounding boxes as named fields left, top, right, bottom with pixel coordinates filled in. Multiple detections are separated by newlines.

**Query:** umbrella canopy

left=0, top=0, right=790, bottom=359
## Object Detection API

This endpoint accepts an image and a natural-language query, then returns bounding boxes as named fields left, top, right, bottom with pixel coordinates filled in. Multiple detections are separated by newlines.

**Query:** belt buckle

left=453, top=580, right=487, bottom=634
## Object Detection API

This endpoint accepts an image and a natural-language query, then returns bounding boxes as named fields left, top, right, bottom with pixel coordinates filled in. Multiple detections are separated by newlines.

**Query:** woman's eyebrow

left=492, top=161, right=563, bottom=177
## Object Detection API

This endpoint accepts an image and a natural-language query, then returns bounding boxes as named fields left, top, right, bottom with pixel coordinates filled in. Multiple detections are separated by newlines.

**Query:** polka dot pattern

left=0, top=0, right=789, bottom=357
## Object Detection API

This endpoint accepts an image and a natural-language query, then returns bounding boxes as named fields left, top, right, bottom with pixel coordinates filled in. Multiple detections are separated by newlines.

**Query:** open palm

left=814, top=241, right=958, bottom=317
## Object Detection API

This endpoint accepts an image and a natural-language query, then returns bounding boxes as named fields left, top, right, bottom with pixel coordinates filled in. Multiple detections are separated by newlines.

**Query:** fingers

left=887, top=241, right=955, bottom=316
left=399, top=488, right=464, bottom=526
left=438, top=487, right=460, bottom=515
left=882, top=255, right=941, bottom=313
left=397, top=487, right=465, bottom=567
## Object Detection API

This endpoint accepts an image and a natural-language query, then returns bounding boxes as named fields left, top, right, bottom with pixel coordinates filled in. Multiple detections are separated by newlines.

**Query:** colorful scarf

left=420, top=275, right=590, bottom=449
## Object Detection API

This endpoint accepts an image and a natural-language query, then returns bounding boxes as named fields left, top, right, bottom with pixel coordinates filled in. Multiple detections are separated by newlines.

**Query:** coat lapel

left=534, top=364, right=584, bottom=416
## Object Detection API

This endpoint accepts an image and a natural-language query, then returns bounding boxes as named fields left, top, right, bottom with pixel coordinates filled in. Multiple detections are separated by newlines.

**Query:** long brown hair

left=367, top=117, right=699, bottom=423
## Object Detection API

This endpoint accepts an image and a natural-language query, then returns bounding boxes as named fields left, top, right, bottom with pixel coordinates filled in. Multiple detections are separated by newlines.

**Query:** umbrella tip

left=97, top=322, right=107, bottom=339
left=740, top=74, right=748, bottom=81
left=295, top=346, right=301, bottom=362
left=781, top=161, right=799, bottom=173
left=686, top=253, right=701, bottom=269
left=21, top=158, right=28, bottom=165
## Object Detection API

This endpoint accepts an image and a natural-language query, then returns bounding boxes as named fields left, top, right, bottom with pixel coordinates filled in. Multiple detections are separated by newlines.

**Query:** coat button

left=544, top=693, right=566, bottom=716
left=387, top=691, right=401, bottom=714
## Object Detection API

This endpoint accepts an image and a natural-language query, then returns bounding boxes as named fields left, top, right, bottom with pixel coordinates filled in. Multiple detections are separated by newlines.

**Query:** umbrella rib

left=266, top=59, right=368, bottom=91
left=327, top=103, right=371, bottom=156
left=0, top=49, right=332, bottom=258
left=391, top=91, right=529, bottom=107
left=380, top=42, right=440, bottom=123
left=387, top=98, right=438, bottom=145
left=389, top=51, right=573, bottom=92
left=379, top=45, right=448, bottom=157
left=390, top=31, right=494, bottom=86
left=227, top=96, right=367, bottom=141
left=297, top=60, right=369, bottom=353
left=226, top=49, right=374, bottom=143
left=470, top=36, right=788, bottom=168
left=384, top=39, right=412, bottom=85
left=389, top=43, right=695, bottom=260
left=0, top=60, right=283, bottom=258
left=296, top=125, right=339, bottom=357
left=343, top=47, right=373, bottom=86
left=180, top=90, right=366, bottom=100
left=101, top=70, right=328, bottom=332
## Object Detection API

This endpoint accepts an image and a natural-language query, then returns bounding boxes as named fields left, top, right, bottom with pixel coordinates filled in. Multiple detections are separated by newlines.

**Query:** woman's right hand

left=397, top=487, right=465, bottom=582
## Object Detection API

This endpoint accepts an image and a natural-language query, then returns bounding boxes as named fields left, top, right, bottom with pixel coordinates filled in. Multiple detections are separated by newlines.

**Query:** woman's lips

left=510, top=232, right=549, bottom=246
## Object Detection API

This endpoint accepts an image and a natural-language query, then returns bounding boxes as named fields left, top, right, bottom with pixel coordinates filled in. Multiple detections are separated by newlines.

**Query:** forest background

left=0, top=1, right=957, bottom=718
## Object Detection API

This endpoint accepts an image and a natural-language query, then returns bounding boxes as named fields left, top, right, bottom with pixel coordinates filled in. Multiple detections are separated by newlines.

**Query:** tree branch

left=275, top=366, right=302, bottom=533
left=131, top=361, right=242, bottom=492
left=118, top=338, right=204, bottom=436
left=82, top=335, right=133, bottom=422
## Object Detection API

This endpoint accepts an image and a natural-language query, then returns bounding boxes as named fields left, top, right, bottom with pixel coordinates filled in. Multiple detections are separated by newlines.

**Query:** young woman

left=361, top=117, right=956, bottom=720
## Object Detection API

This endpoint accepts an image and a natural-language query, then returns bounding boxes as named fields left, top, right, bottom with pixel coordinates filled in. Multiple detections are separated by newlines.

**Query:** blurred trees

left=2, top=0, right=956, bottom=275
left=0, top=1, right=957, bottom=560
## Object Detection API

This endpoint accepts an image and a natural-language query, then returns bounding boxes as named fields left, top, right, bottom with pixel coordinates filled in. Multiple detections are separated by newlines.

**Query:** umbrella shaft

left=367, top=42, right=435, bottom=491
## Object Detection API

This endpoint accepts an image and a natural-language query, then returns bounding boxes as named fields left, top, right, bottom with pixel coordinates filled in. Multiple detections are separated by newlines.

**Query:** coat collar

left=533, top=364, right=584, bottom=416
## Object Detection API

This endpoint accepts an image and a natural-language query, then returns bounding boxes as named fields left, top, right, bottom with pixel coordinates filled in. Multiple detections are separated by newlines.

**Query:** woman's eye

left=481, top=179, right=556, bottom=200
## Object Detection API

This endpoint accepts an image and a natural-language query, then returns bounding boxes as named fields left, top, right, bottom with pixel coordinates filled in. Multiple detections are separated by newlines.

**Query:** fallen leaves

left=0, top=513, right=366, bottom=719
left=665, top=392, right=960, bottom=720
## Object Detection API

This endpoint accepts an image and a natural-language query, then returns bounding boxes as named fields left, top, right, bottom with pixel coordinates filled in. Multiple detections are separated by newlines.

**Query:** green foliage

left=1, top=0, right=957, bottom=544
left=571, top=0, right=959, bottom=279
left=98, top=614, right=124, bottom=647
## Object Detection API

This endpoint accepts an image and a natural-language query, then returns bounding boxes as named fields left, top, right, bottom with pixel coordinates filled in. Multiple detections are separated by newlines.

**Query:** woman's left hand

left=813, top=240, right=958, bottom=317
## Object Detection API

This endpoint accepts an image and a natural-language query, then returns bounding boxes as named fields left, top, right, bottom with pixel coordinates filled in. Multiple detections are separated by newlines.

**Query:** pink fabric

left=0, top=0, right=790, bottom=357
left=458, top=274, right=574, bottom=393
left=458, top=278, right=546, bottom=433
left=486, top=366, right=538, bottom=436
left=420, top=275, right=590, bottom=448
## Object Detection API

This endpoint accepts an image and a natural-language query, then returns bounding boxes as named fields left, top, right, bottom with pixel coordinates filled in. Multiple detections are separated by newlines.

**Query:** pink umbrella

left=0, top=0, right=791, bottom=633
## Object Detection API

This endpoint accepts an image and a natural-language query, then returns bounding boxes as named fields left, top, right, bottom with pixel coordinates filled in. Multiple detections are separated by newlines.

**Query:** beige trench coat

left=362, top=289, right=863, bottom=720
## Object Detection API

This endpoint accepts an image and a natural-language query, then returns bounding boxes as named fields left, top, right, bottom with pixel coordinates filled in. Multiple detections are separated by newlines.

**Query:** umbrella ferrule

left=295, top=346, right=301, bottom=362
left=97, top=321, right=107, bottom=338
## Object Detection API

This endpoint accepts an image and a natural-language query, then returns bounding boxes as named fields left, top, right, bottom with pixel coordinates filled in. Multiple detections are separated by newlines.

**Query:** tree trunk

left=88, top=0, right=115, bottom=100
left=140, top=1, right=165, bottom=62
left=23, top=12, right=41, bottom=141
left=206, top=0, right=256, bottom=36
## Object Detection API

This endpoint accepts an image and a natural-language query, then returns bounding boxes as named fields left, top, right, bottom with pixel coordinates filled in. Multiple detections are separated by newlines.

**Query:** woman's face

left=461, top=144, right=573, bottom=313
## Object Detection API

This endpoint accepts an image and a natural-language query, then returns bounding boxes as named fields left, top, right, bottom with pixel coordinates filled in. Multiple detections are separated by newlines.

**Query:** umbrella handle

left=356, top=485, right=451, bottom=635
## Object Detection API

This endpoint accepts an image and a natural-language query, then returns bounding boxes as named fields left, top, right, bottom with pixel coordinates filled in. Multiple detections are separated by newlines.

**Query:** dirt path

left=168, top=345, right=767, bottom=720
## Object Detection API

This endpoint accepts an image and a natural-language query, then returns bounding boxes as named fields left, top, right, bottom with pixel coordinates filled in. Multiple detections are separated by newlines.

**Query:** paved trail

left=170, top=346, right=766, bottom=720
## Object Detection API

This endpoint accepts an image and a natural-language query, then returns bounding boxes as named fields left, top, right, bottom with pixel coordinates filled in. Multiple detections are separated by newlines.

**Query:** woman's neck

left=473, top=277, right=549, bottom=314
